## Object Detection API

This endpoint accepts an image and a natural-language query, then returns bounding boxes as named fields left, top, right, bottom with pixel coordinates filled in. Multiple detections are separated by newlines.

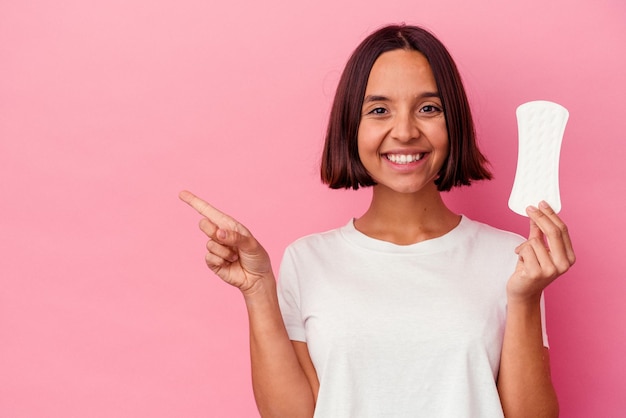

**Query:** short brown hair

left=320, top=24, right=492, bottom=191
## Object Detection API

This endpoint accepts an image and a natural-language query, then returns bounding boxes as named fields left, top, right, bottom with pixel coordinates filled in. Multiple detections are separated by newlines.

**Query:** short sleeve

left=277, top=246, right=307, bottom=342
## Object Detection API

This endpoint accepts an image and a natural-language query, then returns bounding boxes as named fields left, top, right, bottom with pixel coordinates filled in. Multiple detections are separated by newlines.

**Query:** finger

left=206, top=239, right=239, bottom=263
left=179, top=190, right=238, bottom=230
left=517, top=241, right=542, bottom=278
left=527, top=211, right=544, bottom=242
left=537, top=201, right=576, bottom=273
left=214, top=227, right=259, bottom=254
left=199, top=217, right=218, bottom=239
left=526, top=204, right=573, bottom=273
left=526, top=237, right=557, bottom=278
left=526, top=204, right=566, bottom=253
left=204, top=252, right=232, bottom=275
left=515, top=211, right=543, bottom=254
left=200, top=219, right=256, bottom=257
left=538, top=201, right=576, bottom=265
left=199, top=219, right=239, bottom=262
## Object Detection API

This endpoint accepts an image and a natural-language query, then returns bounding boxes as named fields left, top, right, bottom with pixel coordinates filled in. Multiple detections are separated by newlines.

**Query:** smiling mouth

left=384, top=153, right=425, bottom=164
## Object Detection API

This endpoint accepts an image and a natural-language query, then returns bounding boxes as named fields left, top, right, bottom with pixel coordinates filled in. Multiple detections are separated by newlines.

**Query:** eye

left=420, top=104, right=442, bottom=114
left=367, top=107, right=388, bottom=115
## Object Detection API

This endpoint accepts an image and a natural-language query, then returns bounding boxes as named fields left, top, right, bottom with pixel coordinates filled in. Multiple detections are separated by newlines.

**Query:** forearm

left=244, top=279, right=315, bottom=418
left=498, top=296, right=558, bottom=418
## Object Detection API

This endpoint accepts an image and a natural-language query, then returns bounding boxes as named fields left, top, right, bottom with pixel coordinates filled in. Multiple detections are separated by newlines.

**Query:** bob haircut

left=321, top=24, right=492, bottom=191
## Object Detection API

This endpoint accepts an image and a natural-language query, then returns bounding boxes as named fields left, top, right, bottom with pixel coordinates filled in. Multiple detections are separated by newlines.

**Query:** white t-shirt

left=278, top=216, right=548, bottom=418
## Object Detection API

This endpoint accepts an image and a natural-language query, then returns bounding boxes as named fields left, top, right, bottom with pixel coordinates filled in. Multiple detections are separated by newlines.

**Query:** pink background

left=1, top=0, right=625, bottom=416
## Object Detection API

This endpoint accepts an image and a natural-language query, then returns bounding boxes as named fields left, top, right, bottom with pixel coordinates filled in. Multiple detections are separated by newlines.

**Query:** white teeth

left=386, top=153, right=423, bottom=164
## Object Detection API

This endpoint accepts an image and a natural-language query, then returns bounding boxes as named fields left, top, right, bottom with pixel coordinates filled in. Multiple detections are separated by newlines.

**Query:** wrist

left=506, top=280, right=543, bottom=306
left=507, top=291, right=542, bottom=306
left=505, top=294, right=543, bottom=323
left=241, top=274, right=278, bottom=305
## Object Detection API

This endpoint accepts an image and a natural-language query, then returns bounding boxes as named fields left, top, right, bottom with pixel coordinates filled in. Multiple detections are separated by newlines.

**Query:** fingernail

left=526, top=206, right=538, bottom=213
left=539, top=200, right=549, bottom=209
left=217, top=229, right=227, bottom=240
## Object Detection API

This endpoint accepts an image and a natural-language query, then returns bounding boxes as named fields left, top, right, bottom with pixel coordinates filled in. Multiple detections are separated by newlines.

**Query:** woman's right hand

left=179, top=190, right=273, bottom=296
left=181, top=191, right=317, bottom=416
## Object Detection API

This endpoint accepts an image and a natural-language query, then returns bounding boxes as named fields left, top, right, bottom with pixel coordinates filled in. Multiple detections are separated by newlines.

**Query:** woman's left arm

left=497, top=201, right=576, bottom=418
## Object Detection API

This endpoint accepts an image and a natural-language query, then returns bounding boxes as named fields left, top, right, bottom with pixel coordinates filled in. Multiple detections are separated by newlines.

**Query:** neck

left=354, top=184, right=460, bottom=245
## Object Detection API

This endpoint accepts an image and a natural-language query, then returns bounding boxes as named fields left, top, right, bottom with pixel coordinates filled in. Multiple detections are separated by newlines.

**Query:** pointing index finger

left=179, top=190, right=233, bottom=226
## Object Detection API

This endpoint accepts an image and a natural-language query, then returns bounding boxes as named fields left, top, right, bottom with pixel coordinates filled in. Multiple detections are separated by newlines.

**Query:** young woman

left=180, top=24, right=575, bottom=418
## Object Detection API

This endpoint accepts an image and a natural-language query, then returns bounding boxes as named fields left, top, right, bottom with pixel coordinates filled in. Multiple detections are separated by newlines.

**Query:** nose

left=391, top=110, right=420, bottom=142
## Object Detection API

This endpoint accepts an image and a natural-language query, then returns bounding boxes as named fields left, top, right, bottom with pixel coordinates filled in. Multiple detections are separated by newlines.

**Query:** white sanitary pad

left=508, top=100, right=569, bottom=216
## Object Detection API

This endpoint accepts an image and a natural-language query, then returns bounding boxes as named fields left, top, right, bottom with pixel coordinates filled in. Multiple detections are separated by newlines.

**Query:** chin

left=377, top=182, right=437, bottom=195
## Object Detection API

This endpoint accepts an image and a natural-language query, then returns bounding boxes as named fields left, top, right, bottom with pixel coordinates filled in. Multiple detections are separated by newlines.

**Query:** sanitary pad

left=508, top=100, right=569, bottom=216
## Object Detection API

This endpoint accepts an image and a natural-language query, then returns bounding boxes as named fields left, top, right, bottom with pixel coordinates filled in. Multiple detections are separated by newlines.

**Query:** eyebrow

left=363, top=92, right=441, bottom=103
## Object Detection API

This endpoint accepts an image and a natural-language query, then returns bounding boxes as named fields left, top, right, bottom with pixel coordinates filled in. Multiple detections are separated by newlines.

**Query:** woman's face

left=357, top=49, right=449, bottom=195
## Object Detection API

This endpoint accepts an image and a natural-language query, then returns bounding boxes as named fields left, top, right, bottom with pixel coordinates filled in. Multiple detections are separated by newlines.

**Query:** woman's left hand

left=507, top=201, right=576, bottom=303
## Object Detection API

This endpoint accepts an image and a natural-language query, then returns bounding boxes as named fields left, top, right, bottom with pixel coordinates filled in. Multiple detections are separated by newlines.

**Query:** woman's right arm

left=179, top=191, right=315, bottom=417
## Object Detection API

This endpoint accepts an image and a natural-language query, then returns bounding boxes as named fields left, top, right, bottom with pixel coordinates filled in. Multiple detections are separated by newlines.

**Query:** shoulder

left=459, top=217, right=525, bottom=274
left=461, top=216, right=526, bottom=248
left=278, top=222, right=353, bottom=282
left=283, top=221, right=351, bottom=256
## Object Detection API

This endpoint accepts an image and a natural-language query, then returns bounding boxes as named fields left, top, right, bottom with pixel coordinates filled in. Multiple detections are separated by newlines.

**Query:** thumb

left=215, top=228, right=257, bottom=253
left=527, top=217, right=543, bottom=241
